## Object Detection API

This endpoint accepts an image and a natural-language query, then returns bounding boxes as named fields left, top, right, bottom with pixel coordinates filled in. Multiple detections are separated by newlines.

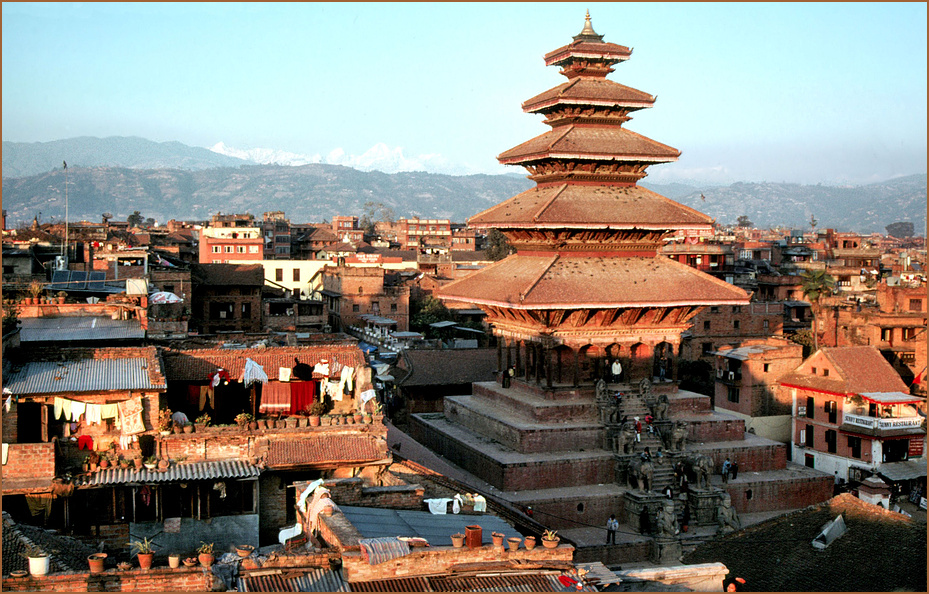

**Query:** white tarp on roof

left=149, top=291, right=183, bottom=304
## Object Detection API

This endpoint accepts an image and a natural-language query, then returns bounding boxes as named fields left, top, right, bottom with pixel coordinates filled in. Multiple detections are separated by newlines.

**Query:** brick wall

left=259, top=474, right=288, bottom=546
left=723, top=473, right=833, bottom=513
left=687, top=417, right=745, bottom=443
left=3, top=442, right=55, bottom=479
left=321, top=477, right=424, bottom=509
left=3, top=398, right=18, bottom=443
left=701, top=442, right=787, bottom=473
left=160, top=432, right=252, bottom=462
left=1, top=566, right=213, bottom=592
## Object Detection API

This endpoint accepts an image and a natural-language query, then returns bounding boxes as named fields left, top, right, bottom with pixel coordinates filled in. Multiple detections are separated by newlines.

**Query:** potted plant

left=132, top=454, right=143, bottom=470
left=450, top=533, right=465, bottom=548
left=167, top=552, right=181, bottom=569
left=27, top=280, right=44, bottom=305
left=87, top=451, right=100, bottom=472
left=157, top=457, right=170, bottom=471
left=22, top=543, right=50, bottom=576
left=353, top=411, right=364, bottom=424
left=235, top=544, right=254, bottom=557
left=197, top=542, right=215, bottom=567
left=99, top=453, right=111, bottom=469
left=849, top=394, right=866, bottom=415
left=158, top=408, right=173, bottom=435
left=183, top=421, right=194, bottom=434
left=118, top=457, right=130, bottom=470
left=143, top=456, right=157, bottom=470
left=541, top=529, right=560, bottom=549
left=88, top=552, right=107, bottom=573
left=284, top=416, right=298, bottom=429
left=173, top=420, right=184, bottom=434
left=524, top=535, right=537, bottom=550
left=56, top=291, right=67, bottom=304
left=128, top=537, right=156, bottom=570
left=507, top=536, right=522, bottom=552
left=195, top=413, right=211, bottom=431
left=235, top=412, right=253, bottom=428
left=491, top=531, right=505, bottom=547
left=182, top=557, right=198, bottom=568
left=308, top=401, right=327, bottom=427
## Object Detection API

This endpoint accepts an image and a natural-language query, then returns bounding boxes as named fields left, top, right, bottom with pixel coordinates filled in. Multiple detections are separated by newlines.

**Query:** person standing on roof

left=606, top=514, right=618, bottom=544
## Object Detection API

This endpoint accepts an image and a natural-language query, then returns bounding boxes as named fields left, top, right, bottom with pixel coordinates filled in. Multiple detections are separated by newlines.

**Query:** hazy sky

left=3, top=2, right=926, bottom=185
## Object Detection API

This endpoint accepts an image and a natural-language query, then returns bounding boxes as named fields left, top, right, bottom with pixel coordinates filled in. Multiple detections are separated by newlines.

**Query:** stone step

left=472, top=382, right=599, bottom=423
left=446, top=395, right=604, bottom=454
left=409, top=412, right=615, bottom=492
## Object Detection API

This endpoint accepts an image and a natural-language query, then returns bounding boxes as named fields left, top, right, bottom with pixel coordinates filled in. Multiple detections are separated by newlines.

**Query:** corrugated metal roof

left=75, top=460, right=260, bottom=487
left=338, top=505, right=516, bottom=545
left=19, top=316, right=145, bottom=343
left=350, top=572, right=595, bottom=593
left=290, top=567, right=351, bottom=592
left=240, top=573, right=293, bottom=592
left=350, top=576, right=431, bottom=592
left=4, top=358, right=166, bottom=395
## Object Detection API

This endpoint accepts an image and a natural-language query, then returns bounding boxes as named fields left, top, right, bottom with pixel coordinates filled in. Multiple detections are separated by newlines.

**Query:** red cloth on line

left=259, top=382, right=291, bottom=415
left=289, top=381, right=316, bottom=415
left=77, top=435, right=94, bottom=450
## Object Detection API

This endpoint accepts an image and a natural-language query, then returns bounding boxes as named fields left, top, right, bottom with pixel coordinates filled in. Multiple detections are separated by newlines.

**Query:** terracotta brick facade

left=2, top=566, right=213, bottom=592
left=722, top=473, right=834, bottom=514
left=3, top=442, right=56, bottom=480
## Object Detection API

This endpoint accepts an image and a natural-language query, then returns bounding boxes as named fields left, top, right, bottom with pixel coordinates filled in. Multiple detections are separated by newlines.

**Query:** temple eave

left=523, top=97, right=655, bottom=112
left=499, top=152, right=679, bottom=164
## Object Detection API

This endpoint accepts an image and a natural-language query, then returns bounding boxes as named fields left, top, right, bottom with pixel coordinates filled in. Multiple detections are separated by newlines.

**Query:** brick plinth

left=723, top=472, right=833, bottom=513
left=1, top=566, right=213, bottom=592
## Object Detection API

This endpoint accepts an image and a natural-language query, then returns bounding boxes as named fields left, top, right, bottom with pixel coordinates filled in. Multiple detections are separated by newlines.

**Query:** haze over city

left=2, top=2, right=926, bottom=185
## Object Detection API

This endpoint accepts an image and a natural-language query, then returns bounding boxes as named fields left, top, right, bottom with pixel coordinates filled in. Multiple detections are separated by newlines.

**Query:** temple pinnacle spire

left=574, top=10, right=604, bottom=42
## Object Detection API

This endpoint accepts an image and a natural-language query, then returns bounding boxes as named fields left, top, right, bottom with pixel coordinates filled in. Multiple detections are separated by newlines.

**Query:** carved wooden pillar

left=504, top=337, right=512, bottom=372
left=671, top=343, right=680, bottom=381
left=556, top=348, right=563, bottom=384
left=545, top=346, right=553, bottom=388
left=516, top=340, right=523, bottom=377
left=497, top=338, right=502, bottom=374
left=572, top=348, right=580, bottom=387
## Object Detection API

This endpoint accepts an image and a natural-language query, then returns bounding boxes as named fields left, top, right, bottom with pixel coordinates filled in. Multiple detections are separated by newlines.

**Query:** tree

left=886, top=221, right=915, bottom=238
left=360, top=201, right=395, bottom=235
left=800, top=269, right=836, bottom=351
left=484, top=228, right=514, bottom=261
left=736, top=215, right=753, bottom=228
left=409, top=295, right=454, bottom=336
left=127, top=211, right=143, bottom=228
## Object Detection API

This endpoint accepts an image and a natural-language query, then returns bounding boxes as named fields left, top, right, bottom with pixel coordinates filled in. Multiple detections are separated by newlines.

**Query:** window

left=293, top=269, right=300, bottom=282
left=237, top=246, right=246, bottom=253
left=275, top=269, right=283, bottom=282
left=212, top=246, right=221, bottom=253
left=704, top=321, right=711, bottom=330
left=825, top=400, right=837, bottom=423
left=224, top=246, right=233, bottom=253
left=732, top=306, right=742, bottom=314
left=763, top=319, right=769, bottom=330
left=727, top=385, right=739, bottom=403
left=823, top=369, right=829, bottom=377
left=805, top=424, right=814, bottom=448
left=811, top=367, right=817, bottom=374
left=733, top=320, right=740, bottom=329
left=390, top=303, right=397, bottom=312
left=902, top=328, right=917, bottom=340
left=702, top=342, right=713, bottom=355
left=763, top=364, right=770, bottom=373
left=881, top=328, right=892, bottom=341
left=910, top=299, right=923, bottom=312
left=806, top=396, right=815, bottom=419
left=242, top=302, right=251, bottom=318
left=372, top=302, right=380, bottom=314
left=825, top=430, right=837, bottom=453
left=848, top=436, right=862, bottom=459
left=710, top=306, right=719, bottom=314
left=352, top=304, right=360, bottom=313
left=249, top=246, right=260, bottom=253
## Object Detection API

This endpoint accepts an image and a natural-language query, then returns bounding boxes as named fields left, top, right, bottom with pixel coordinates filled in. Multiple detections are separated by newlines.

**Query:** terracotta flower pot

left=99, top=459, right=110, bottom=469
left=353, top=413, right=363, bottom=424
left=542, top=537, right=560, bottom=549
left=248, top=421, right=259, bottom=431
left=137, top=552, right=154, bottom=570
left=168, top=554, right=180, bottom=569
left=491, top=532, right=505, bottom=547
left=507, top=537, right=522, bottom=551
left=183, top=424, right=194, bottom=433
left=450, top=534, right=465, bottom=548
left=173, top=425, right=184, bottom=434
left=524, top=536, right=537, bottom=550
left=88, top=553, right=107, bottom=574
left=157, top=459, right=169, bottom=471
left=309, top=415, right=321, bottom=427
left=198, top=553, right=214, bottom=568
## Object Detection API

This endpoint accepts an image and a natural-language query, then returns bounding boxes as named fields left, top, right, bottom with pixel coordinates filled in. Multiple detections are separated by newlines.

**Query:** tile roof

left=74, top=459, right=261, bottom=487
left=779, top=346, right=909, bottom=394
left=19, top=316, right=145, bottom=343
left=2, top=511, right=99, bottom=576
left=190, top=263, right=265, bottom=286
left=498, top=126, right=680, bottom=164
left=395, top=349, right=498, bottom=387
left=523, top=78, right=655, bottom=112
left=468, top=184, right=713, bottom=230
left=544, top=39, right=632, bottom=66
left=438, top=255, right=749, bottom=310
left=162, top=346, right=367, bottom=381
left=4, top=354, right=166, bottom=395
left=681, top=493, right=927, bottom=592
left=264, top=435, right=388, bottom=468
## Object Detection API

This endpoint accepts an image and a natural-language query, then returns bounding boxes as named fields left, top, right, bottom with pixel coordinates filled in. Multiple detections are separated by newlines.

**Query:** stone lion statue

left=627, top=457, right=654, bottom=492
left=684, top=454, right=714, bottom=490
left=717, top=493, right=741, bottom=534
left=663, top=420, right=688, bottom=452
left=614, top=421, right=637, bottom=454
left=652, top=394, right=670, bottom=421
left=595, top=378, right=609, bottom=401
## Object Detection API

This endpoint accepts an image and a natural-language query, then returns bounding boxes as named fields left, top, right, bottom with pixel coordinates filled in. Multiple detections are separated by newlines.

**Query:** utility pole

left=63, top=161, right=69, bottom=265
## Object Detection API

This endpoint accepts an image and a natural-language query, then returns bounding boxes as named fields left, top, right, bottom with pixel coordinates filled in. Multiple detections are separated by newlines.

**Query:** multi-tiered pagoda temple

left=416, top=15, right=831, bottom=562
left=440, top=13, right=749, bottom=383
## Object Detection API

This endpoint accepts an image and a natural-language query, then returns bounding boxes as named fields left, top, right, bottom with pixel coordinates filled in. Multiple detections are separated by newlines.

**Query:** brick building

left=190, top=263, right=264, bottom=334
left=780, top=346, right=926, bottom=488
left=321, top=266, right=411, bottom=332
left=197, top=213, right=263, bottom=264
left=261, top=211, right=292, bottom=259
left=681, top=302, right=785, bottom=362
left=332, top=215, right=365, bottom=244
left=397, top=218, right=452, bottom=250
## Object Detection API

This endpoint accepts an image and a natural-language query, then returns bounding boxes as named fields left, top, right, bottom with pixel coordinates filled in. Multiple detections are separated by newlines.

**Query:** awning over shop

left=860, top=392, right=923, bottom=405
left=429, top=320, right=457, bottom=329
left=75, top=460, right=261, bottom=487
left=878, top=460, right=928, bottom=481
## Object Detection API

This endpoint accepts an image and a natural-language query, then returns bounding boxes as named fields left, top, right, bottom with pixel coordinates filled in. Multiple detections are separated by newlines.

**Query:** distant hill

left=1, top=137, right=923, bottom=233
left=2, top=136, right=251, bottom=178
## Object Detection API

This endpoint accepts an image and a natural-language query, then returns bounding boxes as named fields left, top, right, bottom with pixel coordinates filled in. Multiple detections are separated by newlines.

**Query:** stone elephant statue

left=614, top=422, right=637, bottom=454
left=684, top=454, right=714, bottom=490
left=627, top=457, right=654, bottom=492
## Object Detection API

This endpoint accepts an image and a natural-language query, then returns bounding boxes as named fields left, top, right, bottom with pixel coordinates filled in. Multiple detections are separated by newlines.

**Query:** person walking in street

left=634, top=417, right=642, bottom=442
left=606, top=514, right=618, bottom=544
